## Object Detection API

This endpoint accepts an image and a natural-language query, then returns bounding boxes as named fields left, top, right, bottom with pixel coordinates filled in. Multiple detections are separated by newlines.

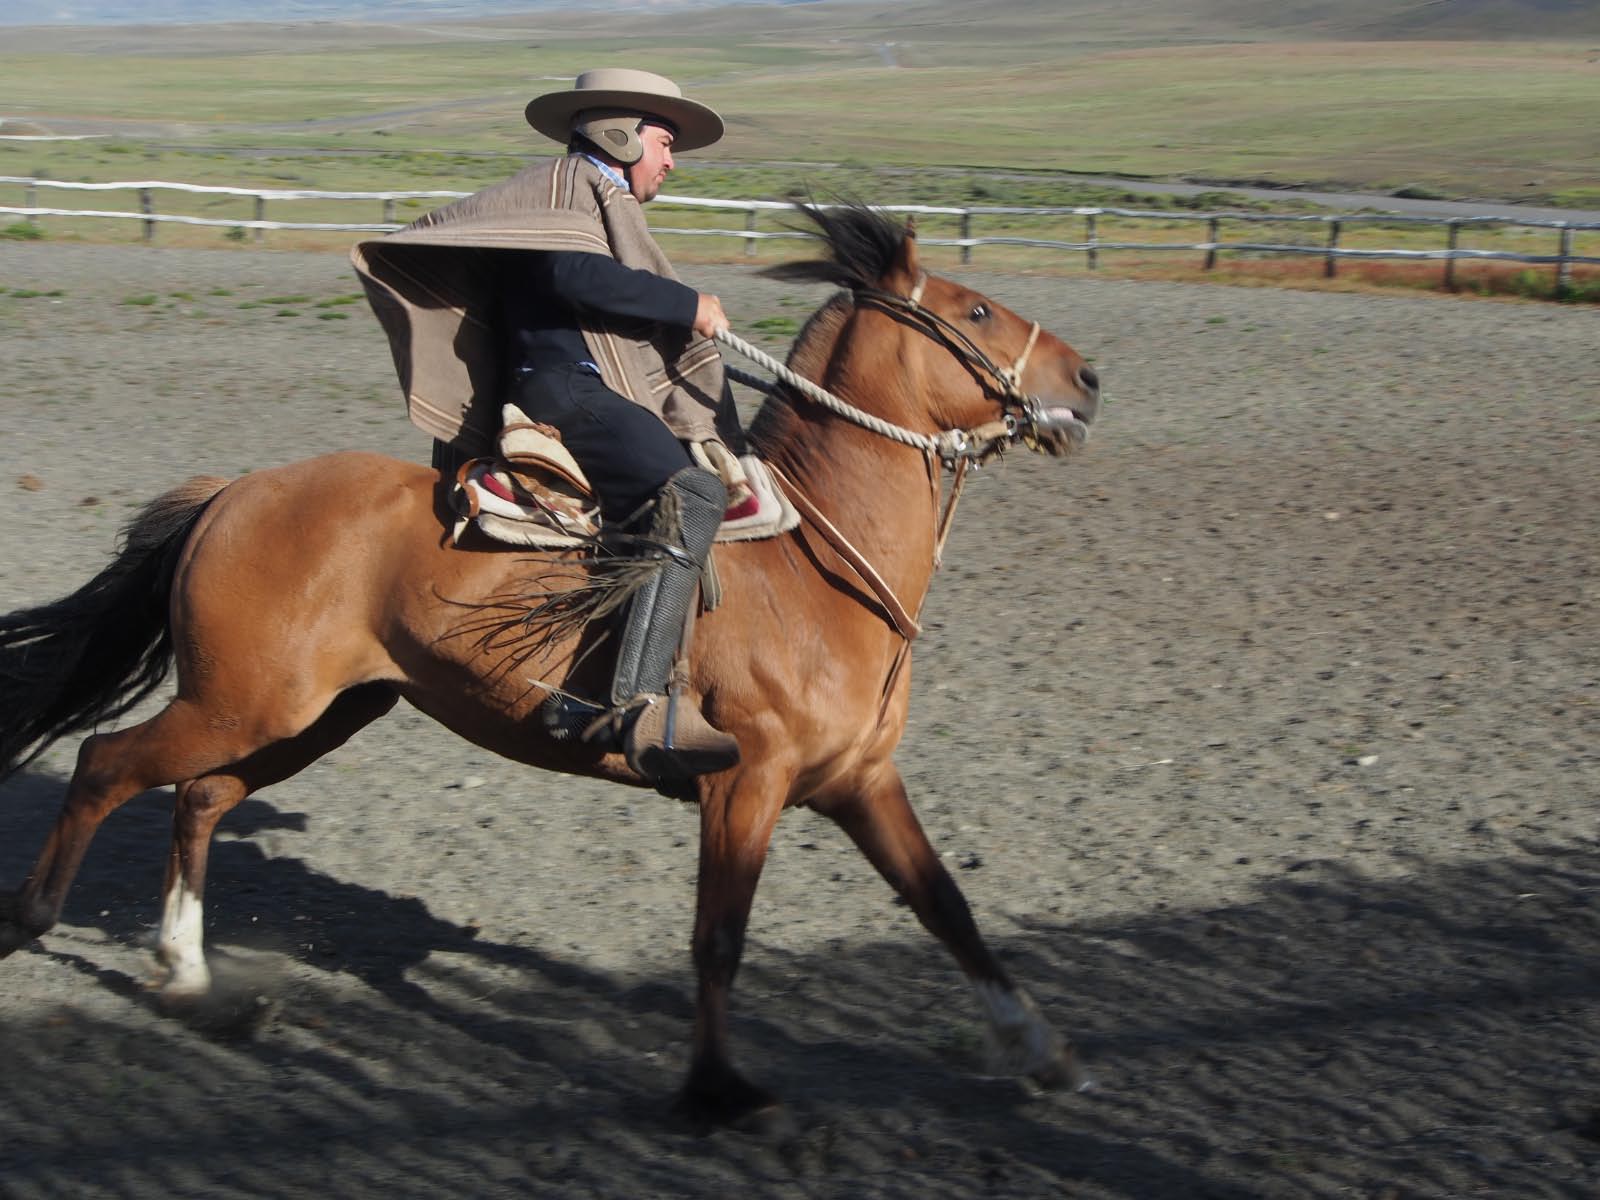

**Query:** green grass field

left=2, top=1, right=1597, bottom=299
left=3, top=2, right=1598, bottom=200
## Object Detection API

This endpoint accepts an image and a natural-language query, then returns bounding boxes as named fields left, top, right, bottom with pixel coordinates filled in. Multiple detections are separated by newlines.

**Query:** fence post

left=1204, top=217, right=1219, bottom=270
left=253, top=195, right=266, bottom=244
left=1444, top=221, right=1459, bottom=292
left=744, top=208, right=757, bottom=257
left=960, top=210, right=972, bottom=265
left=24, top=182, right=37, bottom=228
left=1324, top=219, right=1341, bottom=279
left=1557, top=225, right=1573, bottom=294
left=383, top=197, right=395, bottom=226
left=139, top=188, right=155, bottom=243
left=1085, top=212, right=1098, bottom=271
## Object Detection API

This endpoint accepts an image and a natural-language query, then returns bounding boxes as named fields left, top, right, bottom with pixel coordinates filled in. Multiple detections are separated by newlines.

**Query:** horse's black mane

left=759, top=200, right=907, bottom=291
left=745, top=201, right=910, bottom=456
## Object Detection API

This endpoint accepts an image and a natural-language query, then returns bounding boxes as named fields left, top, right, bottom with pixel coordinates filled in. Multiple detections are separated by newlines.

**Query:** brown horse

left=0, top=204, right=1099, bottom=1131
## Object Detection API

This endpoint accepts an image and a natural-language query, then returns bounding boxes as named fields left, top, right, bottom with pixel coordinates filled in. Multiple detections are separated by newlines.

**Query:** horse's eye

left=969, top=303, right=990, bottom=322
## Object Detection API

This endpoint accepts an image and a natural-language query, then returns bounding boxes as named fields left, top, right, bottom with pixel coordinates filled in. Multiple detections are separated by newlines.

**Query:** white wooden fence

left=4, top=176, right=1599, bottom=291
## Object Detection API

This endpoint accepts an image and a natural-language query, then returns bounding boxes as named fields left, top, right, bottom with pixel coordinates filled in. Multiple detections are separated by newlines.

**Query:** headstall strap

left=855, top=278, right=1037, bottom=427
left=999, top=322, right=1042, bottom=398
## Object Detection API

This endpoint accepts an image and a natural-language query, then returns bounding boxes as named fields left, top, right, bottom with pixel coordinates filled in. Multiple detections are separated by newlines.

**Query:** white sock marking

left=158, top=877, right=211, bottom=995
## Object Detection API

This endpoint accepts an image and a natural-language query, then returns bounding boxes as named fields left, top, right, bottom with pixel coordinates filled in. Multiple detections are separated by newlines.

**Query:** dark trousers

left=510, top=365, right=693, bottom=525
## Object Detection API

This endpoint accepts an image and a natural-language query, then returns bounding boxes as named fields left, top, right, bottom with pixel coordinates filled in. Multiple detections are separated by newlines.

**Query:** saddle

left=449, top=405, right=799, bottom=549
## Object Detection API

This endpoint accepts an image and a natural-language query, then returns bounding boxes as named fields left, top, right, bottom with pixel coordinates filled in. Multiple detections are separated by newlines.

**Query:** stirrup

left=623, top=693, right=740, bottom=781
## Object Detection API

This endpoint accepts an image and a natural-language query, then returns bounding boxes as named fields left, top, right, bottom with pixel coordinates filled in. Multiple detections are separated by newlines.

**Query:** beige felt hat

left=525, top=68, right=724, bottom=153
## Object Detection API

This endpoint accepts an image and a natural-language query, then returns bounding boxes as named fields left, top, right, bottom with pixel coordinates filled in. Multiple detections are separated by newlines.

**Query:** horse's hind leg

left=0, top=698, right=269, bottom=958
left=159, top=775, right=232, bottom=995
left=813, top=764, right=1087, bottom=1091
left=158, top=683, right=398, bottom=997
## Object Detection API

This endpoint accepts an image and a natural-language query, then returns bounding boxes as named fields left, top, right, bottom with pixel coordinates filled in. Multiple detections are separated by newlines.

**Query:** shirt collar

left=579, top=152, right=628, bottom=191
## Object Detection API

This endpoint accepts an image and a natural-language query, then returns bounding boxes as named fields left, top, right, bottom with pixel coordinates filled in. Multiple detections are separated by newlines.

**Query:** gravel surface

left=1, top=240, right=1597, bottom=1198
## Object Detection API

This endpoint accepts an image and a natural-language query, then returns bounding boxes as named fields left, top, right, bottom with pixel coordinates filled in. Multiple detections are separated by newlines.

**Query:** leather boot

left=603, top=467, right=739, bottom=781
left=621, top=692, right=739, bottom=781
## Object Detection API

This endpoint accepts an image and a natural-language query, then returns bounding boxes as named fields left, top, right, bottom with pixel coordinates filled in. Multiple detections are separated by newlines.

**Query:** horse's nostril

left=1078, top=365, right=1100, bottom=393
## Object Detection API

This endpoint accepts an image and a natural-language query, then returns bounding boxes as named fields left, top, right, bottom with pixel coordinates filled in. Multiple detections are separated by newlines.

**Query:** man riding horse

left=353, top=68, right=746, bottom=785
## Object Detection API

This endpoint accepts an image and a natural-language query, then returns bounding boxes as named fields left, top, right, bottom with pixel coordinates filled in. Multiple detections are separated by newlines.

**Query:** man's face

left=629, top=121, right=676, bottom=203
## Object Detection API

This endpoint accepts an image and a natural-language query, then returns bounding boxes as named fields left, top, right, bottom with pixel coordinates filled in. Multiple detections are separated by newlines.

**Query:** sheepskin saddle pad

left=449, top=404, right=799, bottom=550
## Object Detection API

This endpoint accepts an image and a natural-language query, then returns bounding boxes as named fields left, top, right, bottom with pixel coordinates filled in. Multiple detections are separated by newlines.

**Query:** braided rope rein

left=714, top=327, right=999, bottom=463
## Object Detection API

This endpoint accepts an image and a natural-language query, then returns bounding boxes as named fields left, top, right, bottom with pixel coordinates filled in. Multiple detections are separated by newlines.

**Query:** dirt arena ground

left=0, top=240, right=1596, bottom=1199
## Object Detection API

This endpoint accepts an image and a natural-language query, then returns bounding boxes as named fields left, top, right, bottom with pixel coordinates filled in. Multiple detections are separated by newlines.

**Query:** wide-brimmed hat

left=525, top=68, right=724, bottom=153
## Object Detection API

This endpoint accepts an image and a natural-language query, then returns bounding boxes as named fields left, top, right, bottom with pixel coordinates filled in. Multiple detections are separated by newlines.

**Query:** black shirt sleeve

left=502, top=249, right=704, bottom=375
left=532, top=250, right=699, bottom=328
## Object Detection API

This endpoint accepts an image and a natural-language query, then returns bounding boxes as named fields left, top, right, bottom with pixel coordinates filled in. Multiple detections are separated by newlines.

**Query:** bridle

left=853, top=275, right=1035, bottom=461
left=853, top=272, right=1088, bottom=465
left=717, top=273, right=1088, bottom=471
left=713, top=271, right=1092, bottom=650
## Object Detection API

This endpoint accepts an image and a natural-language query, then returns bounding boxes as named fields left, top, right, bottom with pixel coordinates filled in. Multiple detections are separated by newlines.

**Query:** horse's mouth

left=1026, top=405, right=1093, bottom=457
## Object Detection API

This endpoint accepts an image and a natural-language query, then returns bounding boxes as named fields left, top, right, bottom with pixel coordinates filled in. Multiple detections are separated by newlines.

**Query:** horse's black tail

left=0, top=475, right=230, bottom=783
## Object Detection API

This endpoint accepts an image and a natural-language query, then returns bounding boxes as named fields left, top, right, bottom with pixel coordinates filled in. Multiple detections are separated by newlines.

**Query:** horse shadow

left=4, top=763, right=1599, bottom=1198
left=0, top=765, right=1246, bottom=1196
left=0, top=765, right=627, bottom=1026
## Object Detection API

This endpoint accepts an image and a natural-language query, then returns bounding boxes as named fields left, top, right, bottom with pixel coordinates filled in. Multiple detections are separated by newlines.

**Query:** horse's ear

left=888, top=218, right=921, bottom=289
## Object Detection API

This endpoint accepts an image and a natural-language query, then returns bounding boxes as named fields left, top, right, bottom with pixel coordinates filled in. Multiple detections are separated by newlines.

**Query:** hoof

left=156, top=979, right=214, bottom=1009
left=0, top=924, right=31, bottom=958
left=0, top=895, right=45, bottom=958
left=156, top=962, right=214, bottom=1002
left=1029, top=1045, right=1096, bottom=1094
left=674, top=1067, right=789, bottom=1138
left=731, top=1101, right=798, bottom=1142
left=976, top=983, right=1091, bottom=1092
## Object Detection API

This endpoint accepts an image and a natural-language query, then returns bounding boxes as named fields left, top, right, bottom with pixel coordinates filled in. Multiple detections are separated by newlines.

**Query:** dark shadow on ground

left=3, top=767, right=1599, bottom=1199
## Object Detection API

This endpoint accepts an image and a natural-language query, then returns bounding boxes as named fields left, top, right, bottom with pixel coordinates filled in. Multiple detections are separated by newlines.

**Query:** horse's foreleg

left=158, top=684, right=398, bottom=997
left=0, top=699, right=260, bottom=958
left=678, top=768, right=789, bottom=1133
left=816, top=765, right=1088, bottom=1091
